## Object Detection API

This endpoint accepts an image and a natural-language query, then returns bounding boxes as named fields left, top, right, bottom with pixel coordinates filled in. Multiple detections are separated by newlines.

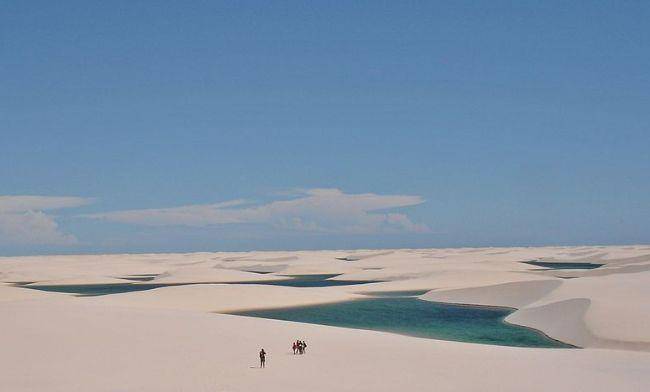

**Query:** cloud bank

left=0, top=196, right=91, bottom=246
left=84, top=188, right=430, bottom=235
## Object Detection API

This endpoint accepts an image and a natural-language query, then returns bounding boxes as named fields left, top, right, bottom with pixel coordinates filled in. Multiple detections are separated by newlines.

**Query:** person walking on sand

left=259, top=348, right=267, bottom=368
left=301, top=340, right=307, bottom=354
left=292, top=341, right=297, bottom=354
left=297, top=340, right=303, bottom=354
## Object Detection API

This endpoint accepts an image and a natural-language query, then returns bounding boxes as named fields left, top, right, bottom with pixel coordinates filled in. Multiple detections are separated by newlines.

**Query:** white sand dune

left=85, top=283, right=362, bottom=313
left=149, top=266, right=288, bottom=284
left=2, top=245, right=650, bottom=391
left=509, top=271, right=650, bottom=350
left=0, top=283, right=71, bottom=302
left=420, top=279, right=563, bottom=308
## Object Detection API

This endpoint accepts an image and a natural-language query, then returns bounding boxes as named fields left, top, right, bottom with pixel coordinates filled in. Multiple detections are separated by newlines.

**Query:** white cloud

left=0, top=196, right=91, bottom=213
left=0, top=196, right=91, bottom=246
left=83, top=188, right=430, bottom=235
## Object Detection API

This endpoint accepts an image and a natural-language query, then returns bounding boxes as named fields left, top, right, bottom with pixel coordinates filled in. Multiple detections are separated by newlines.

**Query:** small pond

left=18, top=274, right=380, bottom=296
left=523, top=261, right=603, bottom=270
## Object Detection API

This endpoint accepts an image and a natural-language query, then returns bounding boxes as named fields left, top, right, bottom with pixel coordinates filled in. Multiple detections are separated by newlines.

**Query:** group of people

left=258, top=339, right=308, bottom=368
left=292, top=339, right=307, bottom=355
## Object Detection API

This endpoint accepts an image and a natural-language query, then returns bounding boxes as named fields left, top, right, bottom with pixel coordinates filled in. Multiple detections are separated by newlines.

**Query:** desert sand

left=2, top=245, right=650, bottom=391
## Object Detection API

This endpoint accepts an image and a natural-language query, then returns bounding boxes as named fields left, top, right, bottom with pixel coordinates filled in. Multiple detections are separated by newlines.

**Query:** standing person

left=259, top=348, right=267, bottom=368
left=292, top=341, right=297, bottom=354
left=302, top=341, right=307, bottom=354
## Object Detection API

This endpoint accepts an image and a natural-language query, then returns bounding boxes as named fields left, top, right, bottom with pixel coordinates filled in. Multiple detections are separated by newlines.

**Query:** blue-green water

left=239, top=274, right=382, bottom=288
left=361, top=290, right=430, bottom=297
left=228, top=297, right=574, bottom=348
left=18, top=274, right=380, bottom=296
left=523, top=261, right=603, bottom=270
left=120, top=274, right=160, bottom=282
left=20, top=283, right=173, bottom=296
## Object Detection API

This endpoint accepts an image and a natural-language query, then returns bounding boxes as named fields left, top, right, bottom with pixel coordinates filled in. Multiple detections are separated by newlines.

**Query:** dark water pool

left=523, top=261, right=603, bottom=270
left=18, top=274, right=380, bottom=296
left=360, top=290, right=430, bottom=297
left=120, top=274, right=160, bottom=282
left=20, top=283, right=173, bottom=296
left=238, top=274, right=381, bottom=288
left=227, top=297, right=574, bottom=348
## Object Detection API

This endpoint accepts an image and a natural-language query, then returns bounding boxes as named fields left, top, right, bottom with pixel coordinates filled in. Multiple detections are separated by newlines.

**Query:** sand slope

left=2, top=298, right=650, bottom=392
left=2, top=245, right=650, bottom=391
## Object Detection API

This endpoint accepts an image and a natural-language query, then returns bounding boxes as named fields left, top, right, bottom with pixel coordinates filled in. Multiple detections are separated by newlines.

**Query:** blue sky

left=2, top=1, right=649, bottom=255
